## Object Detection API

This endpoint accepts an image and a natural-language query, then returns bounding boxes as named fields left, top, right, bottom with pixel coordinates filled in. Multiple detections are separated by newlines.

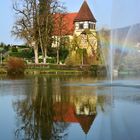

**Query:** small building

left=53, top=0, right=97, bottom=39
left=74, top=0, right=96, bottom=36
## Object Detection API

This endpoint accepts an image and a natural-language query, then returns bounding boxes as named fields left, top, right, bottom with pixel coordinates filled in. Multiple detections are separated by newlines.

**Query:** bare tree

left=38, top=0, right=57, bottom=63
left=12, top=0, right=65, bottom=64
left=53, top=6, right=69, bottom=64
left=36, top=0, right=66, bottom=64
left=12, top=0, right=40, bottom=63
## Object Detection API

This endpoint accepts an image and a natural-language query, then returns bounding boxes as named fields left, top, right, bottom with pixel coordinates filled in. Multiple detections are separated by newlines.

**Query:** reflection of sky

left=66, top=121, right=102, bottom=140
left=67, top=124, right=87, bottom=140
left=0, top=96, right=15, bottom=140
left=90, top=100, right=140, bottom=140
left=65, top=113, right=113, bottom=140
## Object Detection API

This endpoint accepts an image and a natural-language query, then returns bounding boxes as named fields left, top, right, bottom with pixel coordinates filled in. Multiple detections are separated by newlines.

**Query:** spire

left=74, top=1, right=96, bottom=22
left=76, top=115, right=96, bottom=134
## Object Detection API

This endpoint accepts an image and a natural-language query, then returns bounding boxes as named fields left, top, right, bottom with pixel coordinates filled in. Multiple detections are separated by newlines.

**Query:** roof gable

left=74, top=1, right=96, bottom=22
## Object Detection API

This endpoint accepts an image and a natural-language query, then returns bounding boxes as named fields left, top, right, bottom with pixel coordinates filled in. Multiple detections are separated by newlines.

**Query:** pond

left=0, top=75, right=140, bottom=140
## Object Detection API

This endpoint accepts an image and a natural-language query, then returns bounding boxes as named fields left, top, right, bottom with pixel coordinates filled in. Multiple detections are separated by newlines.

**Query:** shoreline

left=0, top=64, right=106, bottom=76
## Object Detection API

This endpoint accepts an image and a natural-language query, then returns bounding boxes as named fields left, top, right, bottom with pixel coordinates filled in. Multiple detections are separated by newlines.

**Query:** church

left=53, top=0, right=99, bottom=65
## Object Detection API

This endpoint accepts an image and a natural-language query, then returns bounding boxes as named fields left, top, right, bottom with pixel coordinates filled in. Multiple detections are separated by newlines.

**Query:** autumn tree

left=65, top=35, right=82, bottom=65
left=66, top=29, right=100, bottom=66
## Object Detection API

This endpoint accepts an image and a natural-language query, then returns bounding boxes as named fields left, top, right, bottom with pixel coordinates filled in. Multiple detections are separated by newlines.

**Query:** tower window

left=93, top=24, right=96, bottom=29
left=88, top=23, right=94, bottom=29
left=79, top=23, right=84, bottom=29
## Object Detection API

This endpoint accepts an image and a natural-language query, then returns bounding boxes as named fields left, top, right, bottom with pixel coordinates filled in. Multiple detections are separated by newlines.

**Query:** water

left=1, top=75, right=140, bottom=140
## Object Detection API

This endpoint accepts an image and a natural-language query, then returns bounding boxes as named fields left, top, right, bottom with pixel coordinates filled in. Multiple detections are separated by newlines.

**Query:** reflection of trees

left=12, top=75, right=104, bottom=139
left=97, top=95, right=113, bottom=112
left=97, top=95, right=106, bottom=112
left=13, top=76, right=69, bottom=140
left=75, top=96, right=97, bottom=115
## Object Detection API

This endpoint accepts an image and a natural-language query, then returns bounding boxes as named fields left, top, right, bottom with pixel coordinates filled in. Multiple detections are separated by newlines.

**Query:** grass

left=25, top=68, right=83, bottom=75
left=0, top=63, right=83, bottom=75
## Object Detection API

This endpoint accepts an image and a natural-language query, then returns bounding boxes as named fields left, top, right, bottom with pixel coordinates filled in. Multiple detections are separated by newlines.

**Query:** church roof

left=53, top=102, right=96, bottom=134
left=74, top=1, right=96, bottom=22
left=76, top=114, right=96, bottom=134
left=53, top=13, right=77, bottom=36
left=52, top=1, right=97, bottom=36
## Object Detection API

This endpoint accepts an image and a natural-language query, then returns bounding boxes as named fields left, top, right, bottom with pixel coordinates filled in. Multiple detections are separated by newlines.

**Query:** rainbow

left=99, top=37, right=139, bottom=52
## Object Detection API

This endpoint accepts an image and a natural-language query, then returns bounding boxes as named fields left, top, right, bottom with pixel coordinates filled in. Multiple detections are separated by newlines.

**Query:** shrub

left=59, top=47, right=69, bottom=63
left=9, top=49, right=34, bottom=59
left=9, top=52, right=22, bottom=57
left=6, top=57, right=26, bottom=75
left=11, top=46, right=18, bottom=52
left=65, top=51, right=81, bottom=66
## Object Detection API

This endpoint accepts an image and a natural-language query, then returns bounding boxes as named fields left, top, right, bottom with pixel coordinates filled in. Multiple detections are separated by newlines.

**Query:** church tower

left=74, top=0, right=96, bottom=35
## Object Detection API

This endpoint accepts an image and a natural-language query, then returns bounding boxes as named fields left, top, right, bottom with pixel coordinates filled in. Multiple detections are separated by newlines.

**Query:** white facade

left=74, top=21, right=96, bottom=36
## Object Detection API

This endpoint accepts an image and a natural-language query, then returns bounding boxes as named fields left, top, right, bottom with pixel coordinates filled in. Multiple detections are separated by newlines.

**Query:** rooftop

left=74, top=1, right=96, bottom=22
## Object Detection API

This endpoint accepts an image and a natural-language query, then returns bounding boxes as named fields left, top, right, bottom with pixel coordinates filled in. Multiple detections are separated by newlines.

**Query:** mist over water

left=104, top=0, right=140, bottom=81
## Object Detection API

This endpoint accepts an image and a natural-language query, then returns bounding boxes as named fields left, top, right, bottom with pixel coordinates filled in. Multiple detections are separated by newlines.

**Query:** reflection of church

left=53, top=95, right=97, bottom=134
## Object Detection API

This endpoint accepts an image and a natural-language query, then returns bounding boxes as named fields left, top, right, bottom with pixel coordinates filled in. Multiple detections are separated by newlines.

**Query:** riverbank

left=25, top=69, right=83, bottom=75
left=0, top=67, right=7, bottom=74
left=0, top=64, right=107, bottom=76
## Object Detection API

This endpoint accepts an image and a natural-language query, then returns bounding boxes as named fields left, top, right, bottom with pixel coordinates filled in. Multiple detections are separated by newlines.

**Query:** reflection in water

left=1, top=75, right=140, bottom=140
left=13, top=76, right=98, bottom=140
left=97, top=94, right=113, bottom=113
left=13, top=76, right=55, bottom=139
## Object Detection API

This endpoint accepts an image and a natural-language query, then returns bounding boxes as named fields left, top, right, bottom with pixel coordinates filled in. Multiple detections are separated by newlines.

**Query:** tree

left=12, top=0, right=40, bottom=63
left=65, top=35, right=82, bottom=65
left=80, top=29, right=96, bottom=63
left=52, top=5, right=68, bottom=64
left=38, top=0, right=60, bottom=64
left=65, top=29, right=101, bottom=65
left=12, top=0, right=64, bottom=64
left=59, top=37, right=69, bottom=63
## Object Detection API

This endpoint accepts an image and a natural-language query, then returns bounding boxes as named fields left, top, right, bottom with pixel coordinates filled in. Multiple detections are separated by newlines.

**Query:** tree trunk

left=43, top=48, right=47, bottom=64
left=34, top=45, right=39, bottom=64
left=57, top=48, right=59, bottom=64
left=56, top=38, right=60, bottom=64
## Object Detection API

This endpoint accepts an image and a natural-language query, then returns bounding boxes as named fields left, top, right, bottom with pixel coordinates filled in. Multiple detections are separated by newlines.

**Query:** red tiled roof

left=53, top=102, right=78, bottom=122
left=53, top=102, right=96, bottom=134
left=74, top=1, right=96, bottom=22
left=53, top=13, right=77, bottom=36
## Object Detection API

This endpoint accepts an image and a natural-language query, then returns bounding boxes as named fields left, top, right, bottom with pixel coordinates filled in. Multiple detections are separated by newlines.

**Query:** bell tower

left=74, top=0, right=96, bottom=35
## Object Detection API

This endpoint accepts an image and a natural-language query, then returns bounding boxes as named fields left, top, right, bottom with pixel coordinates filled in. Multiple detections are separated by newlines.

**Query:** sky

left=0, top=0, right=140, bottom=45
